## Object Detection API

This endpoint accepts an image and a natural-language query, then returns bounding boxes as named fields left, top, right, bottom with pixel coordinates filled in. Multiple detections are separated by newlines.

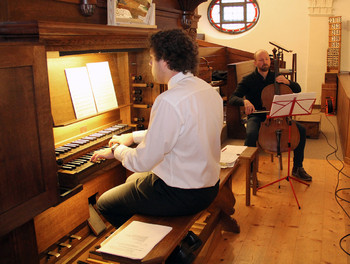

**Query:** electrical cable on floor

left=320, top=113, right=350, bottom=256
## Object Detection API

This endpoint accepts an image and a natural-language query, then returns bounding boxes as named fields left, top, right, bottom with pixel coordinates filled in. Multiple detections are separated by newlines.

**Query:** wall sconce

left=80, top=0, right=95, bottom=17
left=181, top=11, right=194, bottom=30
left=177, top=0, right=207, bottom=30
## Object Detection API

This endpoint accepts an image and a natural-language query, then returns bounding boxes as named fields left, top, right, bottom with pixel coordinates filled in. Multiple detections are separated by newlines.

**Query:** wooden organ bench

left=81, top=147, right=258, bottom=264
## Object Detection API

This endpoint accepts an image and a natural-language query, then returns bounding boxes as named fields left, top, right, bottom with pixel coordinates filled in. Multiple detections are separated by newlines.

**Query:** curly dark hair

left=150, top=29, right=198, bottom=74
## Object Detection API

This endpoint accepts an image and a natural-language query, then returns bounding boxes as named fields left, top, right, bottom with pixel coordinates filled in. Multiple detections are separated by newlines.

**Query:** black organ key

left=69, top=161, right=84, bottom=166
left=75, top=158, right=88, bottom=164
left=61, top=165, right=75, bottom=170
left=80, top=155, right=93, bottom=161
left=55, top=147, right=71, bottom=153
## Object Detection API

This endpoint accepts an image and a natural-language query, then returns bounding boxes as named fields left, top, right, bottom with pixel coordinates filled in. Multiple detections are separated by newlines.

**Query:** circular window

left=207, top=0, right=260, bottom=34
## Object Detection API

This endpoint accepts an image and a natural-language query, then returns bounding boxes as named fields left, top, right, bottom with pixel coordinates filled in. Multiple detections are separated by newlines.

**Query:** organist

left=90, top=29, right=224, bottom=228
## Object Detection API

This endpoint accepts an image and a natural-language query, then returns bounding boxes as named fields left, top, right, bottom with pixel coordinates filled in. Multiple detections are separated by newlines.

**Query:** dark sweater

left=228, top=68, right=301, bottom=111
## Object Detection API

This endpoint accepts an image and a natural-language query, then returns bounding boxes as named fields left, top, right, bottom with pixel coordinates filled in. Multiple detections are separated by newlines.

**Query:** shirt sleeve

left=114, top=98, right=181, bottom=172
left=289, top=81, right=302, bottom=93
left=132, top=130, right=147, bottom=144
left=228, top=77, right=249, bottom=106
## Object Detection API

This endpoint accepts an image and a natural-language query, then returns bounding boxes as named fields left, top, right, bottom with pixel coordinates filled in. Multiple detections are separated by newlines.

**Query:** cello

left=258, top=49, right=300, bottom=155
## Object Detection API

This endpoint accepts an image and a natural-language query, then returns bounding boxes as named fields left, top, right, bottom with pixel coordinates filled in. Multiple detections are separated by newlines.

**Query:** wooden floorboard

left=207, top=155, right=350, bottom=264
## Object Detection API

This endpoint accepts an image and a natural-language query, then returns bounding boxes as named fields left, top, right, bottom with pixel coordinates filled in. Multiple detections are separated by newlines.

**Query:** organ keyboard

left=56, top=124, right=133, bottom=189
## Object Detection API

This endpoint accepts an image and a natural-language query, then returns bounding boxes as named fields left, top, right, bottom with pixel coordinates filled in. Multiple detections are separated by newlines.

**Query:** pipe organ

left=0, top=21, right=158, bottom=263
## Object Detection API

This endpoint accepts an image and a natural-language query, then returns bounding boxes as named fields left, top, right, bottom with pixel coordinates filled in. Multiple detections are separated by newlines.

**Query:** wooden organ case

left=0, top=21, right=158, bottom=263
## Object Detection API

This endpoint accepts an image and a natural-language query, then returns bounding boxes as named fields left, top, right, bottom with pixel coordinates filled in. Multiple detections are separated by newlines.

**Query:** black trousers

left=245, top=114, right=306, bottom=168
left=97, top=172, right=219, bottom=228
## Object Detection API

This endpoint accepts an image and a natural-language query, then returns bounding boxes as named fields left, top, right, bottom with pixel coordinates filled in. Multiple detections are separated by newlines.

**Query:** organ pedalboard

left=55, top=124, right=132, bottom=190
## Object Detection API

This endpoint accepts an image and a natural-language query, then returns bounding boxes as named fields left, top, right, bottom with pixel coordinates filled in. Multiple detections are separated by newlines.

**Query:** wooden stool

left=295, top=113, right=321, bottom=139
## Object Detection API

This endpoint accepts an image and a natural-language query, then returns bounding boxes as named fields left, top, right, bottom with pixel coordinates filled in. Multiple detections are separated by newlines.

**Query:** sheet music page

left=65, top=67, right=98, bottom=119
left=97, top=221, right=172, bottom=260
left=220, top=145, right=247, bottom=168
left=86, top=61, right=118, bottom=113
left=270, top=93, right=297, bottom=117
left=293, top=92, right=316, bottom=115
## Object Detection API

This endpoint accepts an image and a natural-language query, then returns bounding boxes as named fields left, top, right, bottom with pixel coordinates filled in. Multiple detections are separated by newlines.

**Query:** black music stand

left=257, top=92, right=316, bottom=209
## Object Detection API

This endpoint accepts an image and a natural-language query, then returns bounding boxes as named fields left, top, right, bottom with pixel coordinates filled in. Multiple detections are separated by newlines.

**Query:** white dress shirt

left=114, top=72, right=223, bottom=189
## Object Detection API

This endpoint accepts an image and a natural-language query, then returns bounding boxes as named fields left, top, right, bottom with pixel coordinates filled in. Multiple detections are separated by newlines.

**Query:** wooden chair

left=279, top=53, right=297, bottom=82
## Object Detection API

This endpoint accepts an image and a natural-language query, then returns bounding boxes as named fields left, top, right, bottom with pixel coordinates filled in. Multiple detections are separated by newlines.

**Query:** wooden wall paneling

left=34, top=164, right=126, bottom=254
left=197, top=39, right=223, bottom=47
left=0, top=0, right=187, bottom=30
left=0, top=220, right=39, bottom=264
left=154, top=0, right=180, bottom=10
left=0, top=0, right=107, bottom=24
left=114, top=52, right=130, bottom=106
left=155, top=6, right=182, bottom=30
left=0, top=44, right=58, bottom=237
left=227, top=47, right=254, bottom=63
left=0, top=21, right=155, bottom=51
left=337, top=74, right=350, bottom=164
left=198, top=47, right=228, bottom=71
left=197, top=41, right=254, bottom=72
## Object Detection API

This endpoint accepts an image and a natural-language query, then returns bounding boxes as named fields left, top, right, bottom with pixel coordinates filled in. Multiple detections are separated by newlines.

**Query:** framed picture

left=107, top=0, right=157, bottom=28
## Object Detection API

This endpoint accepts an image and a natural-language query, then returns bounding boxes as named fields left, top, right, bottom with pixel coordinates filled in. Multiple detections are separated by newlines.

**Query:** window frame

left=207, top=0, right=260, bottom=35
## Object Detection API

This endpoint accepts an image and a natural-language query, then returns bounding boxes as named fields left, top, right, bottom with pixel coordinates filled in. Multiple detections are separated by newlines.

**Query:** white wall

left=197, top=0, right=350, bottom=104
left=333, top=0, right=350, bottom=71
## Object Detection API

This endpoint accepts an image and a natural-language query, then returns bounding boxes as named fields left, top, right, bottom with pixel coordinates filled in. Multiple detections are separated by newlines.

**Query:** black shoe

left=181, top=231, right=202, bottom=251
left=292, top=167, right=312, bottom=182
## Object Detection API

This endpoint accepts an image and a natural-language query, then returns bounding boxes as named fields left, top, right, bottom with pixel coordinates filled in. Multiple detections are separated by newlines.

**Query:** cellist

left=228, top=49, right=312, bottom=182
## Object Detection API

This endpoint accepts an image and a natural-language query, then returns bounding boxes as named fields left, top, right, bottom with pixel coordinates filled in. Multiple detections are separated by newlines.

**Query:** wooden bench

left=295, top=112, right=321, bottom=139
left=91, top=147, right=258, bottom=264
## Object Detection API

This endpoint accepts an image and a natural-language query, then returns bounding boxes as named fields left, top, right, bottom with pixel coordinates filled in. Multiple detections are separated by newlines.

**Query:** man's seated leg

left=292, top=122, right=312, bottom=181
left=245, top=115, right=263, bottom=147
left=245, top=115, right=262, bottom=187
left=96, top=173, right=219, bottom=228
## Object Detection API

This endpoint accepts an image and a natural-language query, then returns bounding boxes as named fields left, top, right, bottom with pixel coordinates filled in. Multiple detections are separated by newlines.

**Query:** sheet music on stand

left=269, top=92, right=316, bottom=118
left=65, top=61, right=119, bottom=120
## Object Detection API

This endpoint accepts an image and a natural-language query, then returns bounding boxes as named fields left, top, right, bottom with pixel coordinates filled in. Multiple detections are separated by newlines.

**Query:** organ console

left=0, top=21, right=159, bottom=263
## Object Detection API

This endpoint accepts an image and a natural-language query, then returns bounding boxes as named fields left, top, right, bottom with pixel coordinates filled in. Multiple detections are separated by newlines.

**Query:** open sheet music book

left=220, top=145, right=247, bottom=168
left=97, top=221, right=172, bottom=260
left=65, top=61, right=118, bottom=120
